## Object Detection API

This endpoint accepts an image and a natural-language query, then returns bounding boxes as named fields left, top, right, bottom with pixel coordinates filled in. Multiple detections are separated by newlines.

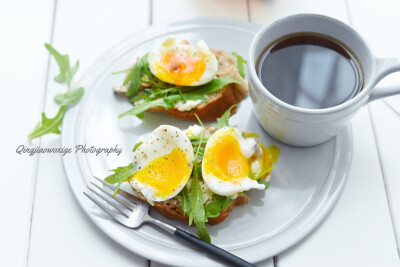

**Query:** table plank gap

left=384, top=98, right=400, bottom=117
left=246, top=0, right=252, bottom=22
left=367, top=104, right=400, bottom=252
left=25, top=2, right=59, bottom=263
left=347, top=0, right=400, bottom=255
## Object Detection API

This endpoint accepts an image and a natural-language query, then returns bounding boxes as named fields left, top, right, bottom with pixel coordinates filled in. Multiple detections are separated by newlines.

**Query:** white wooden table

left=2, top=0, right=400, bottom=266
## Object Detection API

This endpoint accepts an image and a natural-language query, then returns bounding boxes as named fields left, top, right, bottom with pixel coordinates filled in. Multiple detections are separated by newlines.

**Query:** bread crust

left=132, top=187, right=250, bottom=226
left=113, top=48, right=248, bottom=121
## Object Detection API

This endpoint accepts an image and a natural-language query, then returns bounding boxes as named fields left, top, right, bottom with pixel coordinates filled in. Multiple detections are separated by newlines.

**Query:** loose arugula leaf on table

left=45, top=43, right=79, bottom=88
left=204, top=194, right=234, bottom=219
left=54, top=87, right=84, bottom=106
left=104, top=163, right=135, bottom=195
left=28, top=44, right=84, bottom=140
left=231, top=52, right=247, bottom=78
left=119, top=77, right=240, bottom=119
left=212, top=104, right=237, bottom=128
left=27, top=105, right=67, bottom=140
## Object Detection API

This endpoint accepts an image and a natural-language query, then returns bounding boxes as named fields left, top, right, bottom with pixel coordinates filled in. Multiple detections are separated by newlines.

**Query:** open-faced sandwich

left=113, top=36, right=248, bottom=120
left=104, top=107, right=279, bottom=243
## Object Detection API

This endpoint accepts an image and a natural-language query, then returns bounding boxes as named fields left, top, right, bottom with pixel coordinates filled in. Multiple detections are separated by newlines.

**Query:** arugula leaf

left=132, top=141, right=143, bottom=152
left=45, top=43, right=79, bottom=88
left=187, top=165, right=210, bottom=243
left=179, top=187, right=192, bottom=225
left=125, top=54, right=149, bottom=97
left=119, top=77, right=240, bottom=119
left=182, top=77, right=240, bottom=100
left=28, top=45, right=84, bottom=140
left=212, top=104, right=237, bottom=128
left=54, top=87, right=85, bottom=106
left=27, top=105, right=67, bottom=140
left=193, top=114, right=205, bottom=162
left=231, top=52, right=247, bottom=78
left=204, top=194, right=234, bottom=219
left=104, top=163, right=135, bottom=195
left=257, top=179, right=269, bottom=189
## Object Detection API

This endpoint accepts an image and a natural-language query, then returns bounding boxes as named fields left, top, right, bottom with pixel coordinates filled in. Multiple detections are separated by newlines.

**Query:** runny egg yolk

left=203, top=134, right=249, bottom=182
left=132, top=147, right=191, bottom=198
left=154, top=52, right=206, bottom=85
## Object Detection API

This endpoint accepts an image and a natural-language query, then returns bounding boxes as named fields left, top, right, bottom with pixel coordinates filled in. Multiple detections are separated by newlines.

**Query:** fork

left=84, top=176, right=256, bottom=267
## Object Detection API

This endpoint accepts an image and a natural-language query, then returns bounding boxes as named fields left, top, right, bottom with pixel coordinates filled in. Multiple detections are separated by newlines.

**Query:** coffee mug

left=248, top=14, right=400, bottom=146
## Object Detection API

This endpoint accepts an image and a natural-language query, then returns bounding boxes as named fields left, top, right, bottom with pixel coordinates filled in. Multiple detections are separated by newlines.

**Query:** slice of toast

left=131, top=186, right=250, bottom=226
left=113, top=49, right=248, bottom=121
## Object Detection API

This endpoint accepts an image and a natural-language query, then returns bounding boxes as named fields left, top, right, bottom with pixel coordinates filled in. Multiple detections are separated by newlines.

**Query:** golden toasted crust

left=113, top=48, right=248, bottom=121
left=132, top=187, right=250, bottom=225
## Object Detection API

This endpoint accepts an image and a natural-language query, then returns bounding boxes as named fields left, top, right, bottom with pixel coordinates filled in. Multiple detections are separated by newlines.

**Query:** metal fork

left=84, top=176, right=255, bottom=267
left=83, top=177, right=255, bottom=267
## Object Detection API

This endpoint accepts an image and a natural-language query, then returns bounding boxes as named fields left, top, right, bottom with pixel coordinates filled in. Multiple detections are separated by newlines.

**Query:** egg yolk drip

left=133, top=147, right=191, bottom=198
left=203, top=134, right=249, bottom=182
left=154, top=52, right=206, bottom=85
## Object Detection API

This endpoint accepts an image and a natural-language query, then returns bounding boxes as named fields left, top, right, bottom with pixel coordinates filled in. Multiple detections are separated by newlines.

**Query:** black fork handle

left=174, top=228, right=256, bottom=267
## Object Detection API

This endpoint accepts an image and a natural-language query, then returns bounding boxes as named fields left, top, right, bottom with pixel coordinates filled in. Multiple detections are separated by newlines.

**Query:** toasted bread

left=132, top=187, right=250, bottom=225
left=113, top=49, right=248, bottom=121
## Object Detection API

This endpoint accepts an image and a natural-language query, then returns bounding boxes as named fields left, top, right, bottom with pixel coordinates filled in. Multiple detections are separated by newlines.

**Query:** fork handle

left=174, top=228, right=256, bottom=267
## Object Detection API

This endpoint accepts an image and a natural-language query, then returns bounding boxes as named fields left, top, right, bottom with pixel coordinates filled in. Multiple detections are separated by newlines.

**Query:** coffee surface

left=257, top=33, right=363, bottom=109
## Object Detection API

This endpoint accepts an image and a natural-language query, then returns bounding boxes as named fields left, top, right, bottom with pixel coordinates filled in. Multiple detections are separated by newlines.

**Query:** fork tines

left=83, top=176, right=145, bottom=225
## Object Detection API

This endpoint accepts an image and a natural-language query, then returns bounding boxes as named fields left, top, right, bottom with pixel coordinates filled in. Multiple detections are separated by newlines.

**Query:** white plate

left=61, top=17, right=352, bottom=266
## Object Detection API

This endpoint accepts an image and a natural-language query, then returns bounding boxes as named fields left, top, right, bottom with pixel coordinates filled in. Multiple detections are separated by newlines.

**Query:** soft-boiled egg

left=148, top=36, right=218, bottom=86
left=130, top=125, right=194, bottom=202
left=202, top=127, right=268, bottom=196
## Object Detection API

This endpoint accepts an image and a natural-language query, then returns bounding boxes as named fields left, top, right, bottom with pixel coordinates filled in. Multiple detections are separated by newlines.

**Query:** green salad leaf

left=204, top=194, right=234, bottom=219
left=104, top=163, right=135, bottom=195
left=125, top=54, right=149, bottom=97
left=257, top=179, right=270, bottom=189
left=119, top=77, right=240, bottom=119
left=187, top=165, right=210, bottom=243
left=28, top=44, right=84, bottom=140
left=231, top=52, right=247, bottom=78
left=132, top=141, right=143, bottom=152
left=54, top=87, right=85, bottom=106
left=27, top=105, right=67, bottom=140
left=45, top=43, right=79, bottom=88
left=212, top=104, right=237, bottom=128
left=179, top=187, right=192, bottom=224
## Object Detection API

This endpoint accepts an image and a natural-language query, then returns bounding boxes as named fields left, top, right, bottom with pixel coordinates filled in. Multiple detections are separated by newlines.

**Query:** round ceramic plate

left=61, top=17, right=352, bottom=266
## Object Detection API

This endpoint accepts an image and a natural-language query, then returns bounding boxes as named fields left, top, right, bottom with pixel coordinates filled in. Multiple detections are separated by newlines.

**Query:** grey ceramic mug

left=248, top=14, right=400, bottom=146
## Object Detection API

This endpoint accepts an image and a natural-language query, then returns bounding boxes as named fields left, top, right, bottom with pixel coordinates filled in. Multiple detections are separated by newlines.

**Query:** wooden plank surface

left=0, top=1, right=54, bottom=266
left=27, top=0, right=150, bottom=266
left=347, top=0, right=400, bottom=252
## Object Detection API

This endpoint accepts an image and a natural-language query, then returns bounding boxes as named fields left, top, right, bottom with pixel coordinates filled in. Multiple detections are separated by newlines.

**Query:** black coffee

left=257, top=33, right=363, bottom=109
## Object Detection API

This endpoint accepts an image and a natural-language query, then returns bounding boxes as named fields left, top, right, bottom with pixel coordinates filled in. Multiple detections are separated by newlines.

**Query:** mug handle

left=368, top=57, right=400, bottom=102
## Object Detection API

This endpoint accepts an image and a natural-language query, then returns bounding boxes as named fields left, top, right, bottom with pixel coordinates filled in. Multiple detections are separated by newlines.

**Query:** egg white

left=130, top=125, right=194, bottom=202
left=202, top=127, right=265, bottom=196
